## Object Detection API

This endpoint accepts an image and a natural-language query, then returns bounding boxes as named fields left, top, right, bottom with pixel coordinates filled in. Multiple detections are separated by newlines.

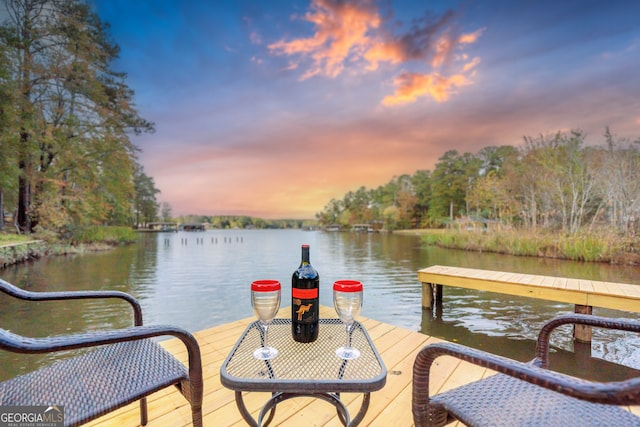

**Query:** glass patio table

left=220, top=318, right=387, bottom=427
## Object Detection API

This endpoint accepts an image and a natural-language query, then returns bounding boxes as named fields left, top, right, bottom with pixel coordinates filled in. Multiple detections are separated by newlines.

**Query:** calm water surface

left=1, top=229, right=640, bottom=381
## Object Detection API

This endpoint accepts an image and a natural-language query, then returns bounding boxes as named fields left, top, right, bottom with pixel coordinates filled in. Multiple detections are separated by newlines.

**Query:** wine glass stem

left=344, top=323, right=352, bottom=349
left=262, top=323, right=270, bottom=348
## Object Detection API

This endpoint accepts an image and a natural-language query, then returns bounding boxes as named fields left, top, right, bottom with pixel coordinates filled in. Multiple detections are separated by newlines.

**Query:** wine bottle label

left=293, top=297, right=318, bottom=323
left=292, top=288, right=318, bottom=299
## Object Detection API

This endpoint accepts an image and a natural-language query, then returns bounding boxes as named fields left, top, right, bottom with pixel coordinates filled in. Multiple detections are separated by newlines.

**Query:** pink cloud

left=268, top=0, right=482, bottom=105
left=268, top=0, right=381, bottom=79
left=381, top=71, right=471, bottom=105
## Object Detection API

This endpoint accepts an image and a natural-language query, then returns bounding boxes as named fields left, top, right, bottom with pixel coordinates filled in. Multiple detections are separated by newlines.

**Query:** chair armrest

left=533, top=314, right=640, bottom=368
left=0, top=325, right=202, bottom=393
left=413, top=341, right=640, bottom=413
left=0, top=278, right=143, bottom=326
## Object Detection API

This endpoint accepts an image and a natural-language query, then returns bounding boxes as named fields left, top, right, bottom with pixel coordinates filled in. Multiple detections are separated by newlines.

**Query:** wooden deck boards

left=418, top=265, right=640, bottom=313
left=85, top=306, right=476, bottom=427
left=85, top=304, right=640, bottom=426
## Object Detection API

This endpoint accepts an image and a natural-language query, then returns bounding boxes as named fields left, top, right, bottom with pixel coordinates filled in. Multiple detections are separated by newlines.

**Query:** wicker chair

left=413, top=314, right=640, bottom=427
left=0, top=278, right=203, bottom=427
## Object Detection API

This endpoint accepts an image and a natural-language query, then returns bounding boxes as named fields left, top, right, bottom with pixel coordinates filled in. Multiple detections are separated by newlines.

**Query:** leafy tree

left=1, top=0, right=153, bottom=233
left=316, top=198, right=343, bottom=227
left=522, top=130, right=602, bottom=234
left=160, top=202, right=172, bottom=222
left=601, top=127, right=640, bottom=234
left=506, top=137, right=549, bottom=230
left=132, top=164, right=159, bottom=227
left=411, top=169, right=432, bottom=227
left=476, top=145, right=518, bottom=177
left=430, top=150, right=481, bottom=222
left=0, top=36, right=19, bottom=229
left=394, top=174, right=416, bottom=229
left=468, top=170, right=512, bottom=221
left=469, top=145, right=518, bottom=222
left=549, top=131, right=602, bottom=234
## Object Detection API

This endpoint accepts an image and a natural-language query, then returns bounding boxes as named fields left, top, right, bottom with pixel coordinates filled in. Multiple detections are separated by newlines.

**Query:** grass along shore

left=0, top=226, right=138, bottom=268
left=395, top=228, right=640, bottom=265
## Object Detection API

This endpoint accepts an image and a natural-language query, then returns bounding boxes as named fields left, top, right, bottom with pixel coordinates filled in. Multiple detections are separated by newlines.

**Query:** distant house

left=179, top=223, right=206, bottom=231
left=146, top=222, right=178, bottom=232
left=352, top=224, right=375, bottom=233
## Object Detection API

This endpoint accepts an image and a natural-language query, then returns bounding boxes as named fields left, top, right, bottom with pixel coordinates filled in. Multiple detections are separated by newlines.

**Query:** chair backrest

left=0, top=277, right=144, bottom=325
left=0, top=328, right=26, bottom=352
left=0, top=278, right=31, bottom=299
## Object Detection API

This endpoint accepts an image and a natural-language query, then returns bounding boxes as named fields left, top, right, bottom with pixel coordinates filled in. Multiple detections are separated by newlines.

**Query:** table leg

left=255, top=392, right=370, bottom=427
left=235, top=391, right=258, bottom=427
left=235, top=391, right=277, bottom=427
left=259, top=392, right=351, bottom=426
left=349, top=393, right=370, bottom=426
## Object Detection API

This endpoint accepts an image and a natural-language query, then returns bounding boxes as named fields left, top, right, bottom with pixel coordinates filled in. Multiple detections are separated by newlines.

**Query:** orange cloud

left=363, top=40, right=405, bottom=70
left=459, top=28, right=485, bottom=45
left=431, top=34, right=455, bottom=68
left=462, top=56, right=481, bottom=73
left=432, top=28, right=485, bottom=68
left=381, top=72, right=471, bottom=105
left=269, top=0, right=483, bottom=105
left=268, top=0, right=381, bottom=79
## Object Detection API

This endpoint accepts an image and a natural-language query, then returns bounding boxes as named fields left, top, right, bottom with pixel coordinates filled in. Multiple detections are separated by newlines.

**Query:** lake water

left=2, top=229, right=640, bottom=381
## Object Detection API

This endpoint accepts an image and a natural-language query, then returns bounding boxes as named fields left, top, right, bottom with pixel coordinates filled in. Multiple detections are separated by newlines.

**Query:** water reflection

left=422, top=295, right=640, bottom=381
left=1, top=229, right=639, bottom=381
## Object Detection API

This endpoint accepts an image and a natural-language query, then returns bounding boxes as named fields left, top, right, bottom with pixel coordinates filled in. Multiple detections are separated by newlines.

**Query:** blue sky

left=90, top=0, right=640, bottom=218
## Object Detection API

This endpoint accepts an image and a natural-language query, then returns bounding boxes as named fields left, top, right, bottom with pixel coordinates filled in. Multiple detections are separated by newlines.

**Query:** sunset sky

left=91, top=0, right=640, bottom=219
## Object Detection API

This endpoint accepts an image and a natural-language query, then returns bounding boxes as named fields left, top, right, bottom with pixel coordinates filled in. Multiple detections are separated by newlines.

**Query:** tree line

left=0, top=0, right=159, bottom=234
left=316, top=128, right=640, bottom=235
left=174, top=215, right=317, bottom=230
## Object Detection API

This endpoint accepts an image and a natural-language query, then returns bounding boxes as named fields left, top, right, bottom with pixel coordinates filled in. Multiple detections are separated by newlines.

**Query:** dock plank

left=86, top=304, right=639, bottom=426
left=418, top=265, right=640, bottom=312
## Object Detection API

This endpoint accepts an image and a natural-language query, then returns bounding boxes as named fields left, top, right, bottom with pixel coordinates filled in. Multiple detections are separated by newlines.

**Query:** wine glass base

left=253, top=346, right=279, bottom=360
left=335, top=346, right=360, bottom=360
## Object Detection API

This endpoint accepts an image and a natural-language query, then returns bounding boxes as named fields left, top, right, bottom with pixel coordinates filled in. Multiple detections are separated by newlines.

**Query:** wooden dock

left=418, top=265, right=640, bottom=342
left=84, top=305, right=640, bottom=426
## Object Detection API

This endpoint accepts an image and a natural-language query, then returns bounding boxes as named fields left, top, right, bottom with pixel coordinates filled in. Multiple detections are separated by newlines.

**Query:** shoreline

left=3, top=229, right=639, bottom=269
left=0, top=240, right=48, bottom=268
left=0, top=240, right=115, bottom=269
left=394, top=229, right=640, bottom=266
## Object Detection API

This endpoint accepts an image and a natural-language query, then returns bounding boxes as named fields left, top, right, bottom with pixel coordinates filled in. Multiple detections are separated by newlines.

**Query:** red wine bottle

left=292, top=244, right=319, bottom=343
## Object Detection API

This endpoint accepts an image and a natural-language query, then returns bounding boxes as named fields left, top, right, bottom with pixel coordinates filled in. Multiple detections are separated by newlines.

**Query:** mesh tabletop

left=220, top=318, right=386, bottom=393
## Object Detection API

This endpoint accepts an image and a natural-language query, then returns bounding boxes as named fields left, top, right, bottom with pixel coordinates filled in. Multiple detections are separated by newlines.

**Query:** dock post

left=574, top=304, right=593, bottom=343
left=422, top=282, right=434, bottom=309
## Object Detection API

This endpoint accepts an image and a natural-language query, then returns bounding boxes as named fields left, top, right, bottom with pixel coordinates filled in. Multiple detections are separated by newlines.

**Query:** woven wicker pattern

left=0, top=278, right=203, bottom=427
left=412, top=314, right=640, bottom=427
left=432, top=374, right=640, bottom=427
left=0, top=340, right=187, bottom=425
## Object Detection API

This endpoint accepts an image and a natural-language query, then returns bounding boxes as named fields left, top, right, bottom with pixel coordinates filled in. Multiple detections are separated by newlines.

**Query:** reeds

left=420, top=228, right=636, bottom=264
left=71, top=226, right=138, bottom=245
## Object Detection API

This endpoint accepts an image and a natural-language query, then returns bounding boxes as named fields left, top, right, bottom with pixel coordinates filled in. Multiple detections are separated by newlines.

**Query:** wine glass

left=333, top=280, right=363, bottom=360
left=251, top=280, right=281, bottom=360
